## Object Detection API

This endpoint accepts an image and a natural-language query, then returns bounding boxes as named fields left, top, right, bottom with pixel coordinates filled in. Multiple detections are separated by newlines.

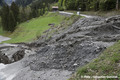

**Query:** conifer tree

left=1, top=3, right=18, bottom=32
left=19, top=7, right=27, bottom=22
left=31, top=9, right=37, bottom=18
left=1, top=5, right=9, bottom=31
left=58, top=0, right=64, bottom=10
left=8, top=11, right=16, bottom=32
left=11, top=2, right=19, bottom=23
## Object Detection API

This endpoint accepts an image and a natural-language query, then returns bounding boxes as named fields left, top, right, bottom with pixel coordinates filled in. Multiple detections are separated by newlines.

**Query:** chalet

left=52, top=6, right=59, bottom=11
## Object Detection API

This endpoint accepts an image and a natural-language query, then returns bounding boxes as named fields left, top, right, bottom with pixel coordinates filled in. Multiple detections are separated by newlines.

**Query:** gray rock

left=12, top=50, right=25, bottom=62
left=23, top=15, right=120, bottom=72
left=1, top=15, right=120, bottom=80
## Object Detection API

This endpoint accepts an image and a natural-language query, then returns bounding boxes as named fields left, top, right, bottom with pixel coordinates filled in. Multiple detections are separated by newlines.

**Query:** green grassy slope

left=70, top=41, right=120, bottom=80
left=3, top=13, right=65, bottom=43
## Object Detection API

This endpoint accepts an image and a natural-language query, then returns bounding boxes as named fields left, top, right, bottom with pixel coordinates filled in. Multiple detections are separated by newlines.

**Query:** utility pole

left=116, top=0, right=119, bottom=10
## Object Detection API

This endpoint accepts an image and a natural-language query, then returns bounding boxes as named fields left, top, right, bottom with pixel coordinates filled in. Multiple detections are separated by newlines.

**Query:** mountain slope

left=0, top=0, right=5, bottom=6
left=4, top=0, right=15, bottom=5
left=15, top=0, right=33, bottom=6
left=15, top=0, right=57, bottom=6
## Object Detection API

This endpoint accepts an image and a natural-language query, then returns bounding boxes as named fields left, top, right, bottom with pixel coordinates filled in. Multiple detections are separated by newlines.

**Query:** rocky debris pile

left=106, top=15, right=120, bottom=23
left=88, top=22, right=120, bottom=42
left=1, top=15, right=120, bottom=80
left=29, top=41, right=105, bottom=71
left=12, top=68, right=72, bottom=80
left=22, top=15, right=120, bottom=72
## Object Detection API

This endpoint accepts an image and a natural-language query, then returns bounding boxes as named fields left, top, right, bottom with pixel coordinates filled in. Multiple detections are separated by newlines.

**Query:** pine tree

left=1, top=4, right=18, bottom=32
left=24, top=6, right=32, bottom=20
left=31, top=9, right=37, bottom=18
left=8, top=11, right=16, bottom=32
left=63, top=0, right=66, bottom=10
left=11, top=2, right=19, bottom=24
left=1, top=5, right=9, bottom=31
left=58, top=0, right=64, bottom=10
left=40, top=9, right=43, bottom=16
left=19, top=7, right=27, bottom=22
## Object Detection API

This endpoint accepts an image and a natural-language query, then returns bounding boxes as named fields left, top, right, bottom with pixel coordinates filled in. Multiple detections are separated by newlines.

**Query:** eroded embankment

left=0, top=15, right=120, bottom=80
left=27, top=16, right=119, bottom=71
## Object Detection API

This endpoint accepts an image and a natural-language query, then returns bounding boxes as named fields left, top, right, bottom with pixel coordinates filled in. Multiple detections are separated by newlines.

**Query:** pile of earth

left=25, top=15, right=120, bottom=72
left=0, top=15, right=120, bottom=80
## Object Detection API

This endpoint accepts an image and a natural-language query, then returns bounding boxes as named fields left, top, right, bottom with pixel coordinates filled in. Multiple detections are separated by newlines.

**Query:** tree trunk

left=116, top=0, right=119, bottom=10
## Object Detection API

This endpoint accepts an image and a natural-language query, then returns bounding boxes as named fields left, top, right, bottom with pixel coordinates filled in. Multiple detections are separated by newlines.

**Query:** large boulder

left=12, top=50, right=25, bottom=62
left=0, top=51, right=10, bottom=64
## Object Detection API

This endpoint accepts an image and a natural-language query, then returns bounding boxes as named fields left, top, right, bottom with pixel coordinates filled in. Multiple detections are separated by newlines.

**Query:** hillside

left=0, top=0, right=120, bottom=80
left=2, top=13, right=66, bottom=43
left=0, top=12, right=81, bottom=80
left=0, top=12, right=120, bottom=80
